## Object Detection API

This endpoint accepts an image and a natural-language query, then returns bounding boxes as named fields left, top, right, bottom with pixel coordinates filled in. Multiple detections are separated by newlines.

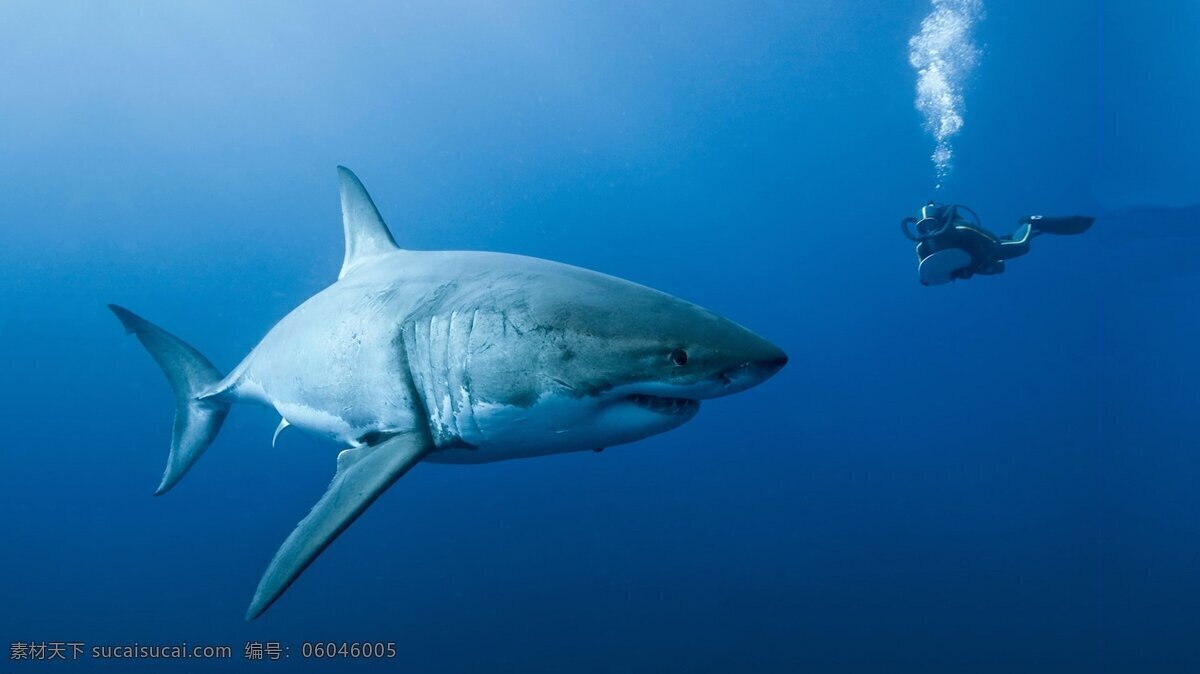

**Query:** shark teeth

left=627, top=394, right=700, bottom=416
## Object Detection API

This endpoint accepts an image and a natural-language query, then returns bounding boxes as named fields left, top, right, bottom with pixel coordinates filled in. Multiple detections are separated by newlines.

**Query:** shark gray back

left=110, top=166, right=787, bottom=619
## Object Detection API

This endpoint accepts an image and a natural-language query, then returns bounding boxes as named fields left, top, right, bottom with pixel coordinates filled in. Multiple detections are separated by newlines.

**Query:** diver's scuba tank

left=904, top=201, right=977, bottom=287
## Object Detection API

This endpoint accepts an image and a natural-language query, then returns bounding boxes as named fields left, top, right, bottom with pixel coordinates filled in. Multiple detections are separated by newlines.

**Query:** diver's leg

left=997, top=223, right=1033, bottom=260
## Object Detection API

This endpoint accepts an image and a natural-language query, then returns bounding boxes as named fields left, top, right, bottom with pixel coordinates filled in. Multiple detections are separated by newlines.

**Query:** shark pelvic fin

left=271, top=418, right=291, bottom=448
left=246, top=430, right=432, bottom=620
left=108, top=305, right=231, bottom=495
left=337, top=166, right=399, bottom=280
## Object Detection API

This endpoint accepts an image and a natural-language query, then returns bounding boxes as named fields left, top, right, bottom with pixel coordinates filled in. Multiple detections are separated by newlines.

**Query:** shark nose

left=753, top=348, right=788, bottom=380
left=715, top=345, right=787, bottom=393
left=761, top=351, right=788, bottom=374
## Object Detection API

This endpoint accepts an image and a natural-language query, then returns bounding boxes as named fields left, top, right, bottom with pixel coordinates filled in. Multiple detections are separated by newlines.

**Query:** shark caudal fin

left=108, top=305, right=230, bottom=495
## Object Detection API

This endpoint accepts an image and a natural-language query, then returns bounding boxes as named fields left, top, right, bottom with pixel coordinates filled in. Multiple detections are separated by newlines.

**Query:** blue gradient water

left=2, top=1, right=1198, bottom=672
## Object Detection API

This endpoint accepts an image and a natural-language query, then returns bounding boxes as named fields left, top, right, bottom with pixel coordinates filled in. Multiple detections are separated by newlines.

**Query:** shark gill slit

left=459, top=308, right=483, bottom=442
left=443, top=310, right=457, bottom=439
left=395, top=321, right=437, bottom=449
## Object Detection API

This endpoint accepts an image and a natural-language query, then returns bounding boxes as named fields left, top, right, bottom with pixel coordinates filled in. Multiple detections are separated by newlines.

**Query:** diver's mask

left=902, top=202, right=953, bottom=241
left=901, top=202, right=980, bottom=242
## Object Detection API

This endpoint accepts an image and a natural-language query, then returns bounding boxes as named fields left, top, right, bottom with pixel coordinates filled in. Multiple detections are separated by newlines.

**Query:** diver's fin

left=337, top=166, right=399, bottom=280
left=108, top=305, right=231, bottom=495
left=246, top=431, right=432, bottom=620
left=1022, top=214, right=1095, bottom=236
left=271, top=418, right=291, bottom=448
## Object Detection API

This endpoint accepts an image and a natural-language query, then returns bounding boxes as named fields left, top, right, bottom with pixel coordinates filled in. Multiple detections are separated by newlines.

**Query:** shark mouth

left=627, top=394, right=700, bottom=415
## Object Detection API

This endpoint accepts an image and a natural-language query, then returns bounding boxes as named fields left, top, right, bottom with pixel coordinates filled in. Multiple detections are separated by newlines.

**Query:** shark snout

left=762, top=352, right=788, bottom=376
left=759, top=348, right=789, bottom=374
left=711, top=342, right=787, bottom=396
left=750, top=336, right=789, bottom=377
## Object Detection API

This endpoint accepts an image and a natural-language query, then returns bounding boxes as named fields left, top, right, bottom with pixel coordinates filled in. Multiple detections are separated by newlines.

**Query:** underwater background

left=1, top=1, right=1198, bottom=672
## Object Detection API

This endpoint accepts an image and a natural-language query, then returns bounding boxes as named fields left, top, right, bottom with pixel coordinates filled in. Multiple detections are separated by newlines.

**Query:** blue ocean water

left=1, top=1, right=1198, bottom=671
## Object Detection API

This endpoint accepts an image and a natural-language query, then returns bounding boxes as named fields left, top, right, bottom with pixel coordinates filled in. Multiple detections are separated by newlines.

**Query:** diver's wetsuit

left=906, top=204, right=1093, bottom=285
left=915, top=220, right=1028, bottom=278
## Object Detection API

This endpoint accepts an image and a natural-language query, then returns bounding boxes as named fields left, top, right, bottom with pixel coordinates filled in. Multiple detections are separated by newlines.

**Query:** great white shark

left=110, top=167, right=787, bottom=619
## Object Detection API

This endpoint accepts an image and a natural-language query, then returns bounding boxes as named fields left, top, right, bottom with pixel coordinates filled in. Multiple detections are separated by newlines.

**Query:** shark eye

left=670, top=348, right=689, bottom=367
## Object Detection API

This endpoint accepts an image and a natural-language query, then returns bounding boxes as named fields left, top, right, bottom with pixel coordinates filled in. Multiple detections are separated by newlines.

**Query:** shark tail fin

left=108, top=304, right=231, bottom=495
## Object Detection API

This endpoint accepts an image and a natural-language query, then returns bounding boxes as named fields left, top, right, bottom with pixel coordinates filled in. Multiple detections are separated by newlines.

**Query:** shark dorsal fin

left=337, top=166, right=399, bottom=280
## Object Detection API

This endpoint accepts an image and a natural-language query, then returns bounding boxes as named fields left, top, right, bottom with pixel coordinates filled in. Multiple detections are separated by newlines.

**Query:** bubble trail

left=908, top=0, right=984, bottom=189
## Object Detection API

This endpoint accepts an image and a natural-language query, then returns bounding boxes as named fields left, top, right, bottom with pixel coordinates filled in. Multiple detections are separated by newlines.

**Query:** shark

left=110, top=167, right=788, bottom=619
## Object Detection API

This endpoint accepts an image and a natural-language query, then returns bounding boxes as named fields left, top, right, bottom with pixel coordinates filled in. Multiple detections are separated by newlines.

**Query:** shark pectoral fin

left=246, top=431, right=432, bottom=620
left=337, top=166, right=399, bottom=280
left=271, top=418, right=291, bottom=448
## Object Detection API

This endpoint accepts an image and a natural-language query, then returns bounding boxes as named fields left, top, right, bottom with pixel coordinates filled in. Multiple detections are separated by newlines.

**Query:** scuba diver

left=902, top=202, right=1094, bottom=286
